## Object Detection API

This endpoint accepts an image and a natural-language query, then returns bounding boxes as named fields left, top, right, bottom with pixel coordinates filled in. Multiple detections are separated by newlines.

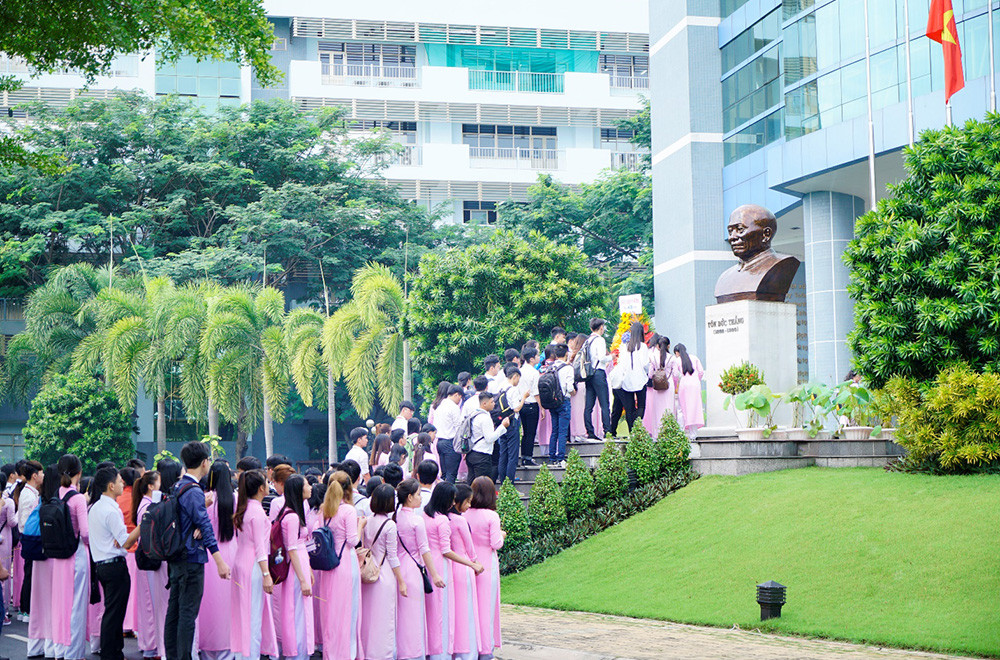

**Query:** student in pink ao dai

left=360, top=484, right=405, bottom=660
left=447, top=483, right=485, bottom=660
left=393, top=479, right=446, bottom=660
left=272, top=475, right=315, bottom=660
left=132, top=472, right=168, bottom=660
left=465, top=476, right=505, bottom=658
left=424, top=482, right=486, bottom=660
left=673, top=344, right=705, bottom=431
left=316, top=471, right=364, bottom=660
left=230, top=469, right=278, bottom=660
left=197, top=461, right=238, bottom=659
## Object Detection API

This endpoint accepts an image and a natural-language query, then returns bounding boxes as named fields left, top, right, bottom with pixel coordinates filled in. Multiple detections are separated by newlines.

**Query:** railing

left=469, top=147, right=562, bottom=170
left=610, top=151, right=646, bottom=172
left=375, top=145, right=421, bottom=166
left=609, top=75, right=650, bottom=94
left=0, top=299, right=24, bottom=322
left=468, top=70, right=564, bottom=94
left=321, top=64, right=420, bottom=88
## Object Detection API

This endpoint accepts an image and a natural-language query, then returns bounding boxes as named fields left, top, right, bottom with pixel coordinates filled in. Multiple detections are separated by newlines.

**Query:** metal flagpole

left=946, top=101, right=953, bottom=126
left=904, top=0, right=915, bottom=145
left=863, top=0, right=877, bottom=206
left=990, top=0, right=997, bottom=112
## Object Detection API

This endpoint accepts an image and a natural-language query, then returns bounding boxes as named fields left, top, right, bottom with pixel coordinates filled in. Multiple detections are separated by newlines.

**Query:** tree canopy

left=845, top=114, right=1000, bottom=386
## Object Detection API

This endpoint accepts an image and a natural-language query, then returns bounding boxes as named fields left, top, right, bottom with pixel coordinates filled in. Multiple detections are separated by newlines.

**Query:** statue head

left=727, top=204, right=777, bottom=261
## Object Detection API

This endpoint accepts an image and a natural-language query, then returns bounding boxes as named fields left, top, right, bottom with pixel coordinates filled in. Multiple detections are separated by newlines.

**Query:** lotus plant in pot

left=725, top=384, right=780, bottom=440
left=782, top=383, right=833, bottom=440
left=830, top=381, right=882, bottom=440
left=719, top=361, right=764, bottom=429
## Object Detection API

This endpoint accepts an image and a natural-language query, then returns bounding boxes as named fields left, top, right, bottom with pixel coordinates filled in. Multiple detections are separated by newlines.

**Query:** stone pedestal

left=704, top=300, right=797, bottom=429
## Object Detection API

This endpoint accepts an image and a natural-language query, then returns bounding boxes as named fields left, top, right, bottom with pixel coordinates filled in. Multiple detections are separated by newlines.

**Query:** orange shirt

left=117, top=486, right=136, bottom=552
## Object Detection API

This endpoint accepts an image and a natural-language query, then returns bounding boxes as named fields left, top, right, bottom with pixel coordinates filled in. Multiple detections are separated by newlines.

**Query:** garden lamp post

left=756, top=580, right=786, bottom=620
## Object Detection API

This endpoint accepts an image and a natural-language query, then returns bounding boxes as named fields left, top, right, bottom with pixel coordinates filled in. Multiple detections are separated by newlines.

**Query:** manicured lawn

left=502, top=468, right=1000, bottom=657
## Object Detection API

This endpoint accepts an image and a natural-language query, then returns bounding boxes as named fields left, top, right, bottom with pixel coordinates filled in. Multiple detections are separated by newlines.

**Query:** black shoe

left=522, top=457, right=538, bottom=466
left=586, top=434, right=600, bottom=441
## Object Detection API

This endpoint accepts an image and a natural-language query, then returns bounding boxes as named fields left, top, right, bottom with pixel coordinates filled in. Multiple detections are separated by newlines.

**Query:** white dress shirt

left=588, top=334, right=612, bottom=369
left=556, top=361, right=575, bottom=397
left=435, top=397, right=463, bottom=439
left=462, top=394, right=483, bottom=419
left=518, top=364, right=540, bottom=404
left=486, top=373, right=507, bottom=394
left=345, top=444, right=370, bottom=477
left=89, top=494, right=129, bottom=562
left=470, top=409, right=506, bottom=454
left=391, top=415, right=409, bottom=433
left=18, top=484, right=38, bottom=532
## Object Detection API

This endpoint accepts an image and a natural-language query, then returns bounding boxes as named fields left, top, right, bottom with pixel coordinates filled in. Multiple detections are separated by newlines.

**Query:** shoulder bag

left=357, top=519, right=390, bottom=584
left=397, top=529, right=434, bottom=594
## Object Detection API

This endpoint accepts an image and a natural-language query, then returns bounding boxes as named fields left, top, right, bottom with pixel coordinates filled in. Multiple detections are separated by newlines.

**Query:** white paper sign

left=618, top=294, right=642, bottom=314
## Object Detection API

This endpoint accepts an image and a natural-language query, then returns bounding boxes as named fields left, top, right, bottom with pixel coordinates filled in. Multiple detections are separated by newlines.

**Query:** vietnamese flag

left=927, top=0, right=965, bottom=103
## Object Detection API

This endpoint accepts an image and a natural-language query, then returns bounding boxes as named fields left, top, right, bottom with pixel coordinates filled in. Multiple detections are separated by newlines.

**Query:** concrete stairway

left=512, top=439, right=626, bottom=500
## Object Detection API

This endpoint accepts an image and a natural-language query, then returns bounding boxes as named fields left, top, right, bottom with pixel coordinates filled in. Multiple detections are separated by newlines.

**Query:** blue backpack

left=21, top=507, right=45, bottom=561
left=308, top=525, right=345, bottom=571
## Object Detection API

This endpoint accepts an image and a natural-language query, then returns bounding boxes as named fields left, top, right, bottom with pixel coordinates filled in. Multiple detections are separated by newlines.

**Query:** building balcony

left=375, top=145, right=421, bottom=166
left=609, top=75, right=649, bottom=95
left=609, top=151, right=646, bottom=172
left=468, top=70, right=564, bottom=94
left=321, top=64, right=420, bottom=88
left=0, top=298, right=24, bottom=321
left=469, top=146, right=563, bottom=170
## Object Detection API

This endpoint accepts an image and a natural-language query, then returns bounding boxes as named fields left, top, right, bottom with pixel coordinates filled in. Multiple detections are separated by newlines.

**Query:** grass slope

left=502, top=468, right=1000, bottom=657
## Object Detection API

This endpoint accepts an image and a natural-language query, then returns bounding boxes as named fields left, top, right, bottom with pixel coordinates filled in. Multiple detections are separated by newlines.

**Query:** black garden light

left=756, top=580, right=786, bottom=620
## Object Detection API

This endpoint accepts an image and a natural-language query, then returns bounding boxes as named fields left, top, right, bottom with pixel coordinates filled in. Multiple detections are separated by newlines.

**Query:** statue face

left=727, top=211, right=773, bottom=260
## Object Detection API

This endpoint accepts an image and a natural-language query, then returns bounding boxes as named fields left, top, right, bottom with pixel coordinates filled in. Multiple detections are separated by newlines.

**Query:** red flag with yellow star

left=927, top=0, right=965, bottom=103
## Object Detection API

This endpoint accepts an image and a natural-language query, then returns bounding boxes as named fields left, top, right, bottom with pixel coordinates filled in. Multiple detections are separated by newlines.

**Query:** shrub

left=23, top=373, right=135, bottom=474
left=497, top=478, right=531, bottom=549
left=719, top=361, right=764, bottom=395
left=625, top=420, right=658, bottom=485
left=560, top=449, right=595, bottom=519
left=655, top=413, right=691, bottom=475
left=528, top=464, right=567, bottom=535
left=885, top=364, right=1000, bottom=472
left=594, top=439, right=628, bottom=500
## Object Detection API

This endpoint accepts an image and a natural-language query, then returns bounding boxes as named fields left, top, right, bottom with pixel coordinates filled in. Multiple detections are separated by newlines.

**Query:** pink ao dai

left=230, top=498, right=278, bottom=659
left=395, top=506, right=429, bottom=660
left=360, top=514, right=399, bottom=660
left=273, top=510, right=314, bottom=659
left=448, top=512, right=482, bottom=660
left=423, top=511, right=452, bottom=660
left=317, top=502, right=363, bottom=660
left=464, top=507, right=503, bottom=655
left=135, top=497, right=168, bottom=658
left=197, top=498, right=237, bottom=656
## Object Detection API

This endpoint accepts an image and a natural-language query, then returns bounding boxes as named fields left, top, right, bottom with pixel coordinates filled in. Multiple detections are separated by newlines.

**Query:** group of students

left=394, top=318, right=706, bottom=489
left=1, top=440, right=505, bottom=660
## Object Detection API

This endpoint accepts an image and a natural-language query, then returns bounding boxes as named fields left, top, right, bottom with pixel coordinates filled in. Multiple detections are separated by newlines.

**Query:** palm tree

left=167, top=281, right=223, bottom=437
left=323, top=263, right=410, bottom=419
left=286, top=307, right=339, bottom=464
left=201, top=285, right=288, bottom=458
left=72, top=277, right=182, bottom=452
left=2, top=263, right=115, bottom=404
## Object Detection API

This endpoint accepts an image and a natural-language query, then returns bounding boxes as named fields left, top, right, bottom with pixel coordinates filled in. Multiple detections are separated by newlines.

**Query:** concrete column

left=801, top=191, right=863, bottom=386
left=649, top=2, right=728, bottom=359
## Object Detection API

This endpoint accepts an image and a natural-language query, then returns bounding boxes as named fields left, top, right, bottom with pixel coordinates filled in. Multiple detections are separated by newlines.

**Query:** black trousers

left=20, top=557, right=32, bottom=614
left=584, top=370, right=612, bottom=437
left=613, top=388, right=648, bottom=436
left=96, top=558, right=130, bottom=660
left=466, top=450, right=495, bottom=484
left=164, top=561, right=205, bottom=660
left=520, top=403, right=540, bottom=458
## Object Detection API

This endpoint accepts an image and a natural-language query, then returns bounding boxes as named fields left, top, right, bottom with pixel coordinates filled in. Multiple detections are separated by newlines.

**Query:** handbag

left=651, top=368, right=670, bottom=391
left=397, top=532, right=433, bottom=594
left=357, top=519, right=389, bottom=584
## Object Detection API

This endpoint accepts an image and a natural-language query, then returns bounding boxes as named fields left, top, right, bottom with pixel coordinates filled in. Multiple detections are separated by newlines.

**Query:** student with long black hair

left=131, top=470, right=167, bottom=660
left=360, top=484, right=404, bottom=660
left=673, top=343, right=705, bottom=433
left=394, top=478, right=444, bottom=660
left=230, top=469, right=277, bottom=660
left=13, top=459, right=42, bottom=626
left=197, top=460, right=237, bottom=658
left=273, top=475, right=314, bottom=660
left=447, top=483, right=484, bottom=660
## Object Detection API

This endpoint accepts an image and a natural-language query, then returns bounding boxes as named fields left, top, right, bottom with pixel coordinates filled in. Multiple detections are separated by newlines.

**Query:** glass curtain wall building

left=651, top=0, right=999, bottom=387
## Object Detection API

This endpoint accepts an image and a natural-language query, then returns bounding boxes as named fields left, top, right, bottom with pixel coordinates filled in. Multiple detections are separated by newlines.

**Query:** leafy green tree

left=324, top=264, right=410, bottom=418
left=407, top=231, right=609, bottom=401
left=594, top=440, right=628, bottom=500
left=626, top=420, right=658, bottom=485
left=560, top=449, right=596, bottom=519
left=23, top=373, right=135, bottom=474
left=845, top=116, right=1000, bottom=386
left=200, top=285, right=287, bottom=457
left=527, top=464, right=567, bottom=535
left=497, top=479, right=530, bottom=549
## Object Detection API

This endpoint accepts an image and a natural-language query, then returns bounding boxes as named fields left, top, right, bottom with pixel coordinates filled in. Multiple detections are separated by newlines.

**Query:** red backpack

left=268, top=509, right=291, bottom=585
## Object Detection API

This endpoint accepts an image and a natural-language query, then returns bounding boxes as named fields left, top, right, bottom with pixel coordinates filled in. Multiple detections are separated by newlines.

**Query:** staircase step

left=690, top=456, right=814, bottom=476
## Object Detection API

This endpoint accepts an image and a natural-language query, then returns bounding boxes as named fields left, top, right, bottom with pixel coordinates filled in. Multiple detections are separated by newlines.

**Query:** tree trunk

left=156, top=396, right=167, bottom=454
left=327, top=369, right=338, bottom=466
left=402, top=337, right=413, bottom=403
left=207, top=399, right=220, bottom=437
left=236, top=399, right=248, bottom=459
left=263, top=395, right=275, bottom=458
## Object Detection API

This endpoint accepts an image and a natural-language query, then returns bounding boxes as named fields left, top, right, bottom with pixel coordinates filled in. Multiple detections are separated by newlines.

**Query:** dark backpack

left=490, top=387, right=516, bottom=426
left=140, top=483, right=197, bottom=563
left=21, top=506, right=45, bottom=562
left=309, top=523, right=345, bottom=571
left=268, top=509, right=292, bottom=585
left=538, top=363, right=570, bottom=410
left=38, top=491, right=81, bottom=559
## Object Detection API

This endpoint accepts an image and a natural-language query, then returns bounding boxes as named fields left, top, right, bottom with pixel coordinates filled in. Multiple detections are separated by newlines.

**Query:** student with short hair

left=550, top=326, right=567, bottom=345
left=483, top=355, right=504, bottom=394
left=503, top=348, right=521, bottom=366
left=235, top=456, right=262, bottom=474
left=391, top=401, right=416, bottom=434
left=496, top=364, right=529, bottom=485
left=434, top=384, right=465, bottom=483
left=467, top=393, right=510, bottom=483
left=415, top=460, right=439, bottom=507
left=462, top=376, right=490, bottom=418
left=344, top=427, right=371, bottom=483
left=548, top=343, right=576, bottom=467
left=360, top=484, right=405, bottom=660
left=583, top=318, right=613, bottom=439
left=519, top=347, right=542, bottom=467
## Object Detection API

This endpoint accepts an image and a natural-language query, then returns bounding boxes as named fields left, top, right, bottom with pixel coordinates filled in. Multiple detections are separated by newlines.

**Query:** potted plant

left=870, top=387, right=898, bottom=440
left=719, top=362, right=765, bottom=429
left=725, top=383, right=780, bottom=440
left=782, top=383, right=833, bottom=440
left=830, top=381, right=882, bottom=440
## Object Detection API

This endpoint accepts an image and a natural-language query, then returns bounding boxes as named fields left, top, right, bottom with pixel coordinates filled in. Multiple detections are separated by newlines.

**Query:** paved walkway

left=497, top=605, right=976, bottom=660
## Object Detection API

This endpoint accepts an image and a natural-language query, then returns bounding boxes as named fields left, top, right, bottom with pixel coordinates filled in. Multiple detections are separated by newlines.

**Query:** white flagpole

left=904, top=0, right=915, bottom=145
left=863, top=0, right=877, bottom=206
left=990, top=0, right=997, bottom=112
left=946, top=101, right=953, bottom=126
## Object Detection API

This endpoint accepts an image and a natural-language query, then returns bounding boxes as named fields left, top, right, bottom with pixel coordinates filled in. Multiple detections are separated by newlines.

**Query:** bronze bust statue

left=714, top=204, right=800, bottom=304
